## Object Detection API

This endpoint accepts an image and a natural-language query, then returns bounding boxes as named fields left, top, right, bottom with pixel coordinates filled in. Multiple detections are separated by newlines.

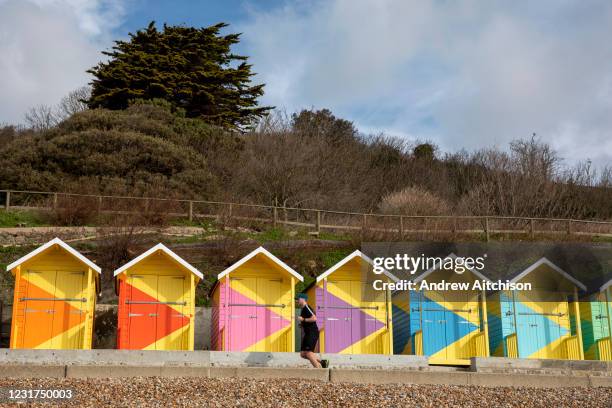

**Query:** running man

left=296, top=293, right=329, bottom=368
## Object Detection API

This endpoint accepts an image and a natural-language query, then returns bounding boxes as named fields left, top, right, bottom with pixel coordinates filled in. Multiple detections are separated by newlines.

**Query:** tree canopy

left=87, top=22, right=271, bottom=130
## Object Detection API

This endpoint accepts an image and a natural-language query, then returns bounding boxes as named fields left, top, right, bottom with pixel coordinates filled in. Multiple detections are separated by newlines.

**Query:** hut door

left=52, top=270, right=86, bottom=349
left=593, top=294, right=610, bottom=340
left=325, top=281, right=353, bottom=353
left=126, top=275, right=159, bottom=350
left=420, top=292, right=448, bottom=360
left=446, top=291, right=479, bottom=360
left=156, top=275, right=188, bottom=350
left=228, top=277, right=257, bottom=351
left=357, top=281, right=387, bottom=354
left=19, top=270, right=56, bottom=348
left=257, top=277, right=288, bottom=352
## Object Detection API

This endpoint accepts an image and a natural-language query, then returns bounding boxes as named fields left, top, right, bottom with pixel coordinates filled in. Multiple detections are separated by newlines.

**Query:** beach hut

left=580, top=280, right=612, bottom=360
left=8, top=237, right=100, bottom=349
left=211, top=247, right=303, bottom=352
left=305, top=250, right=396, bottom=355
left=488, top=257, right=586, bottom=360
left=394, top=254, right=491, bottom=365
left=115, top=243, right=201, bottom=351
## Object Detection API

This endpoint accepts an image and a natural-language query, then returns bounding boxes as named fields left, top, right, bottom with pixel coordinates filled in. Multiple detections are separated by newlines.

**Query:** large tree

left=87, top=22, right=271, bottom=129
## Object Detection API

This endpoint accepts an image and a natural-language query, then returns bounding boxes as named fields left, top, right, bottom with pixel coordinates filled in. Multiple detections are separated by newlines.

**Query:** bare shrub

left=454, top=137, right=593, bottom=219
left=95, top=222, right=153, bottom=302
left=24, top=104, right=58, bottom=131
left=45, top=194, right=100, bottom=226
left=379, top=187, right=451, bottom=216
left=57, top=86, right=90, bottom=119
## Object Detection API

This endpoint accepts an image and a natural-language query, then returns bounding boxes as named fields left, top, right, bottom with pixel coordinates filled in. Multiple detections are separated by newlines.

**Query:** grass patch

left=170, top=217, right=217, bottom=229
left=319, top=249, right=354, bottom=268
left=0, top=209, right=48, bottom=228
left=296, top=275, right=316, bottom=294
left=317, top=230, right=351, bottom=241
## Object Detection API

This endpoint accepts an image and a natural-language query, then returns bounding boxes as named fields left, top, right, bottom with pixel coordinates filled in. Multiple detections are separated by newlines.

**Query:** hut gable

left=217, top=246, right=303, bottom=282
left=7, top=237, right=100, bottom=273
left=114, top=243, right=202, bottom=279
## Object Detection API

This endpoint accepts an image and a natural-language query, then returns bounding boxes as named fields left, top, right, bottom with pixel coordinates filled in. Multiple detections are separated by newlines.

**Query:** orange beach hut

left=8, top=238, right=100, bottom=349
left=115, top=243, right=201, bottom=350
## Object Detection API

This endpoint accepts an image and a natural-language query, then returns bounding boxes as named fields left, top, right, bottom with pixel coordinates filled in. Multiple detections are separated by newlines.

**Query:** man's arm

left=298, top=305, right=317, bottom=322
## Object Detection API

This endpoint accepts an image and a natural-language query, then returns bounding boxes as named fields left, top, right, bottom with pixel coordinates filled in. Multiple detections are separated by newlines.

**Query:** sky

left=1, top=0, right=611, bottom=168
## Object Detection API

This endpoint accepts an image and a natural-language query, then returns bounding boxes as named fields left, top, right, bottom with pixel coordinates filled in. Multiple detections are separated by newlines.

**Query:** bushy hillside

left=1, top=104, right=610, bottom=220
left=0, top=102, right=241, bottom=198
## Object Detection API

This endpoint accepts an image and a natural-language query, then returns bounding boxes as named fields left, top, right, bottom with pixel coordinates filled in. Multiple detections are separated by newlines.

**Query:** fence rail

left=1, top=189, right=612, bottom=241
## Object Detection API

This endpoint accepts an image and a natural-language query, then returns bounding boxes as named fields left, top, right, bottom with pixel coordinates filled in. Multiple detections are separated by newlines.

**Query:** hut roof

left=217, top=246, right=303, bottom=282
left=113, top=243, right=203, bottom=279
left=6, top=237, right=101, bottom=274
left=316, top=250, right=399, bottom=283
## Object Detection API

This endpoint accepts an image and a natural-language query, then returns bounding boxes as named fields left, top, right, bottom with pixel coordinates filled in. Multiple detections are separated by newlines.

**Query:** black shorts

left=301, top=329, right=319, bottom=352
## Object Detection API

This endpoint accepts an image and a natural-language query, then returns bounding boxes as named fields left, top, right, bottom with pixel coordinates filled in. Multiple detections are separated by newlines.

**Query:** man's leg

left=302, top=351, right=322, bottom=368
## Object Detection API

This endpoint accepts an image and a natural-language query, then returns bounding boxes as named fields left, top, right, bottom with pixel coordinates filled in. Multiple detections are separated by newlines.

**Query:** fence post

left=228, top=203, right=233, bottom=220
left=316, top=210, right=321, bottom=234
left=484, top=217, right=490, bottom=242
left=567, top=220, right=572, bottom=236
left=4, top=191, right=9, bottom=211
left=53, top=193, right=58, bottom=210
left=530, top=219, right=535, bottom=239
left=97, top=196, right=102, bottom=214
left=362, top=213, right=367, bottom=233
left=273, top=207, right=278, bottom=227
left=399, top=216, right=404, bottom=239
left=188, top=201, right=194, bottom=222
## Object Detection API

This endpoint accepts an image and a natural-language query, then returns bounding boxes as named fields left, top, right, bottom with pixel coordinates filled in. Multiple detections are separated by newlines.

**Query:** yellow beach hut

left=580, top=279, right=612, bottom=360
left=211, top=246, right=303, bottom=352
left=306, top=250, right=396, bottom=354
left=115, top=243, right=202, bottom=351
left=488, top=257, right=586, bottom=360
left=8, top=237, right=100, bottom=349
left=394, top=253, right=491, bottom=365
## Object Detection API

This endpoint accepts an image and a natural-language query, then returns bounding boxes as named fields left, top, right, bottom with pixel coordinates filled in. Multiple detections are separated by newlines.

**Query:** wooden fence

left=1, top=189, right=612, bottom=241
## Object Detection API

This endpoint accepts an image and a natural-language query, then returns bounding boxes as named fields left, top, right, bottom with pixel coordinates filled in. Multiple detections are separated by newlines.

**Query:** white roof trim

left=511, top=257, right=587, bottom=291
left=113, top=243, right=203, bottom=279
left=217, top=246, right=303, bottom=282
left=413, top=253, right=492, bottom=283
left=600, top=278, right=612, bottom=292
left=6, top=237, right=101, bottom=274
left=316, top=250, right=399, bottom=283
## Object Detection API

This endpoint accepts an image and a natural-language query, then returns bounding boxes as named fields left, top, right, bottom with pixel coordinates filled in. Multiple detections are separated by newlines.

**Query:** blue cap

left=296, top=293, right=308, bottom=300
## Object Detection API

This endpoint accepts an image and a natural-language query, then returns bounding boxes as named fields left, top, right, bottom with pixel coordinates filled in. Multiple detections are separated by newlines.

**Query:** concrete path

left=0, top=350, right=610, bottom=388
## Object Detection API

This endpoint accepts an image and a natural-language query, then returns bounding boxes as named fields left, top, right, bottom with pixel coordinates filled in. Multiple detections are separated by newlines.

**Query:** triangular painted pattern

left=487, top=311, right=503, bottom=356
left=324, top=291, right=385, bottom=353
left=392, top=304, right=410, bottom=355
left=514, top=299, right=568, bottom=358
left=414, top=292, right=479, bottom=356
left=18, top=280, right=83, bottom=349
left=124, top=283, right=189, bottom=350
left=227, top=286, right=290, bottom=351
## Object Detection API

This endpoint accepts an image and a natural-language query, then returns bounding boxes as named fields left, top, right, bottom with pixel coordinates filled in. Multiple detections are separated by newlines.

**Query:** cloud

left=239, top=0, right=612, bottom=166
left=0, top=0, right=126, bottom=124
